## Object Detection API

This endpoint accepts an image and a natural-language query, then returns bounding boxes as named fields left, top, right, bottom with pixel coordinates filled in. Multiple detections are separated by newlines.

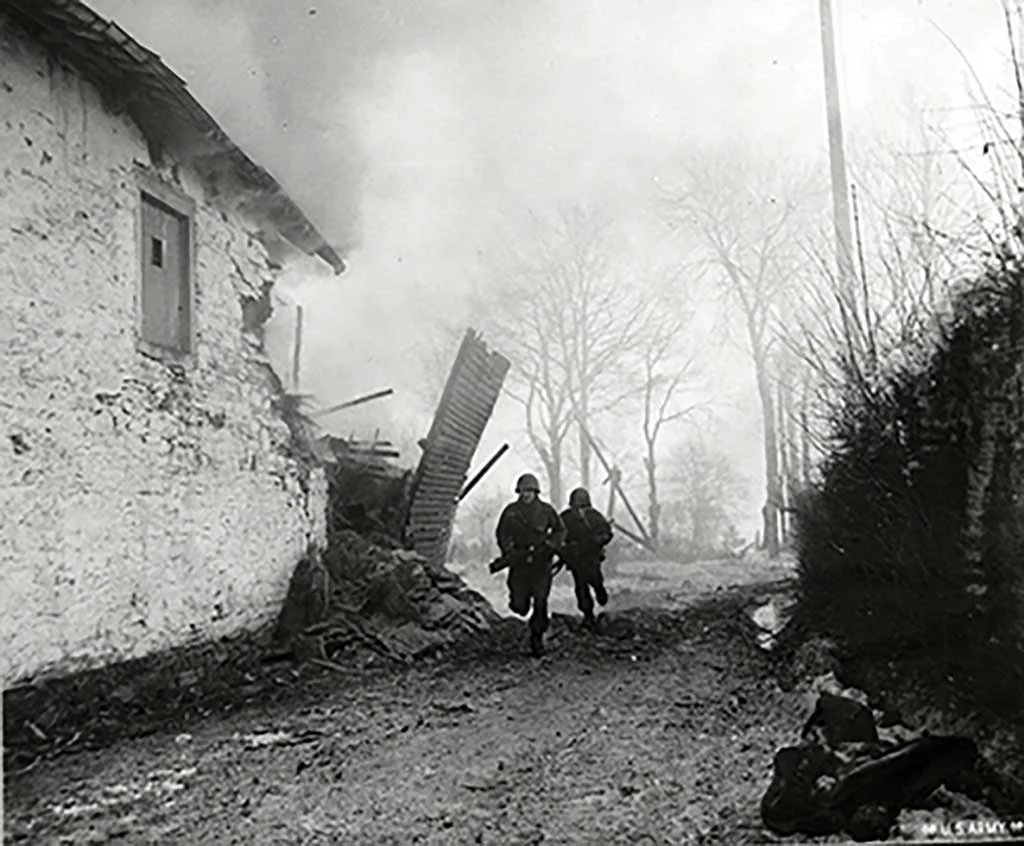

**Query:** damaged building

left=0, top=0, right=346, bottom=686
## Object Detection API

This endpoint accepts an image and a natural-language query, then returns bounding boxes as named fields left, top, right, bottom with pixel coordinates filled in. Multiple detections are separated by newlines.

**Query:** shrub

left=795, top=250, right=1024, bottom=718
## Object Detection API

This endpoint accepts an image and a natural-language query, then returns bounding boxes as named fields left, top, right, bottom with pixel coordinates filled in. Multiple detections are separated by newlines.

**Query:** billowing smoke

left=90, top=0, right=1001, bottom=256
left=89, top=0, right=550, bottom=253
left=86, top=0, right=1007, bottom=505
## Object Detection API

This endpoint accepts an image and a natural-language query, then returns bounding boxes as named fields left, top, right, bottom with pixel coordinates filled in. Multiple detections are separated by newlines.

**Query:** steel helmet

left=569, top=487, right=591, bottom=508
left=515, top=473, right=541, bottom=493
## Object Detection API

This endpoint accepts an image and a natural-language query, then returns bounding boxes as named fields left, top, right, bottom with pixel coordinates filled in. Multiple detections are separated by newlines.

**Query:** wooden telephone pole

left=819, top=0, right=858, bottom=321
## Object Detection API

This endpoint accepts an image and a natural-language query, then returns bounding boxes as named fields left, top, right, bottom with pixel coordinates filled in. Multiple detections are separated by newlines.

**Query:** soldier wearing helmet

left=492, top=472, right=566, bottom=656
left=560, top=487, right=613, bottom=631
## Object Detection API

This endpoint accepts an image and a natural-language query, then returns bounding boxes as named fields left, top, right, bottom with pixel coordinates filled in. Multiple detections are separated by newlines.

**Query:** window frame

left=134, top=169, right=197, bottom=364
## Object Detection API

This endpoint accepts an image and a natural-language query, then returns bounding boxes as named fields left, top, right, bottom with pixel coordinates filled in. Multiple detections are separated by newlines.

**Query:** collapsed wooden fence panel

left=402, top=329, right=510, bottom=568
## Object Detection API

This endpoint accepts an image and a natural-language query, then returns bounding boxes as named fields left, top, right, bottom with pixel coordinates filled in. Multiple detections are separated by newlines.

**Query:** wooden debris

left=314, top=388, right=395, bottom=418
left=281, top=528, right=501, bottom=667
left=459, top=442, right=509, bottom=502
left=402, top=329, right=510, bottom=569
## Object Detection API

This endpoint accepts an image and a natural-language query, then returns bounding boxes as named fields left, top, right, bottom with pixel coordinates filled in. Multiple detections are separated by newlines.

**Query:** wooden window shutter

left=140, top=193, right=191, bottom=353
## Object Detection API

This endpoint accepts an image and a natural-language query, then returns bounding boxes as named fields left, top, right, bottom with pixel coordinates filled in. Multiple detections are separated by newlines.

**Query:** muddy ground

left=449, top=552, right=798, bottom=621
left=1, top=555, right=978, bottom=845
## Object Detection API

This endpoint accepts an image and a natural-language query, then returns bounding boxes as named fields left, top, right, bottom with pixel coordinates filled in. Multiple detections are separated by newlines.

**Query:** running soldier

left=491, top=473, right=566, bottom=656
left=560, top=487, right=613, bottom=631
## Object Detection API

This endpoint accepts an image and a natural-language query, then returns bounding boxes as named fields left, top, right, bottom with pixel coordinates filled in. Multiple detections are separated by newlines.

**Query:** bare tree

left=855, top=96, right=987, bottom=347
left=543, top=207, right=649, bottom=488
left=769, top=344, right=807, bottom=540
left=926, top=5, right=1024, bottom=580
left=479, top=205, right=648, bottom=503
left=662, top=433, right=748, bottom=558
left=781, top=45, right=1024, bottom=586
left=633, top=276, right=707, bottom=547
left=781, top=93, right=995, bottom=466
left=495, top=311, right=573, bottom=506
left=926, top=0, right=1024, bottom=247
left=660, top=154, right=815, bottom=558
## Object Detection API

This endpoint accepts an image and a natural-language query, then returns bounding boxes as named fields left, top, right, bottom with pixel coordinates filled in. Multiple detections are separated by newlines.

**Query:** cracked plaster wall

left=0, top=26, right=328, bottom=685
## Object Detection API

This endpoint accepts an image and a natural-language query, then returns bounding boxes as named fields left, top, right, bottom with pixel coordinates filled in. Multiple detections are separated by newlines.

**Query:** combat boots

left=529, top=629, right=544, bottom=657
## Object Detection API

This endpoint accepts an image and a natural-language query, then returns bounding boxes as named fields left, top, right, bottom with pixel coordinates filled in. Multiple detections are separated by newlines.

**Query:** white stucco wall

left=0, top=23, right=328, bottom=685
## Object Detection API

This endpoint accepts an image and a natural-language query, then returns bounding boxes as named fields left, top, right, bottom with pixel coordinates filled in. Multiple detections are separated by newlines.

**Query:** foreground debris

left=276, top=529, right=500, bottom=666
left=759, top=653, right=1010, bottom=842
left=761, top=691, right=994, bottom=841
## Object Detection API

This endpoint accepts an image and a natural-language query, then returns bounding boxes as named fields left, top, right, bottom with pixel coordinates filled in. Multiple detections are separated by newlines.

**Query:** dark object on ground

left=844, top=803, right=895, bottom=843
left=801, top=692, right=879, bottom=747
left=762, top=693, right=983, bottom=842
left=827, top=735, right=979, bottom=816
left=273, top=551, right=330, bottom=649
left=761, top=744, right=844, bottom=837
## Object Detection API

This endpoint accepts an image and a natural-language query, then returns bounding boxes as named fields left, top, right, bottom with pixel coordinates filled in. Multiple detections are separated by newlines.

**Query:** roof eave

left=3, top=0, right=346, bottom=276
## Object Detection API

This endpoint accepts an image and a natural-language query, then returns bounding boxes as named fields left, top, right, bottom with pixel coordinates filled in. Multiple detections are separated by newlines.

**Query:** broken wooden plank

left=576, top=417, right=652, bottom=546
left=611, top=520, right=656, bottom=553
left=459, top=443, right=509, bottom=502
left=314, top=388, right=395, bottom=417
left=347, top=447, right=401, bottom=459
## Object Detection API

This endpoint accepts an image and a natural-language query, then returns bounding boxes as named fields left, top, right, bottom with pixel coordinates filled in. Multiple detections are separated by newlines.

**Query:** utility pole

left=819, top=0, right=858, bottom=322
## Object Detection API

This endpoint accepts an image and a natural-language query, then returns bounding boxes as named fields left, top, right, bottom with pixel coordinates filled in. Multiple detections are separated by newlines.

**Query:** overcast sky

left=91, top=0, right=1008, bottom=532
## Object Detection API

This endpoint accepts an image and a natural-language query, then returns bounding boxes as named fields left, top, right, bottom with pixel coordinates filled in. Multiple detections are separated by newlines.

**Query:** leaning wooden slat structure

left=401, top=330, right=510, bottom=568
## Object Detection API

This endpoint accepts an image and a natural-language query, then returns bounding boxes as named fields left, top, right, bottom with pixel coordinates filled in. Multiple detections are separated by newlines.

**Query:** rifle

left=488, top=548, right=522, bottom=574
left=488, top=542, right=563, bottom=575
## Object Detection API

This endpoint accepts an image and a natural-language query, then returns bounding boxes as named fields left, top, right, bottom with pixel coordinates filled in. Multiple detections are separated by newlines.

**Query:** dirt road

left=6, top=562, right=809, bottom=845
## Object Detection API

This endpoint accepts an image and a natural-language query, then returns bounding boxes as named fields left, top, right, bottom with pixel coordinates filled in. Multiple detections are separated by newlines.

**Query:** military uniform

left=494, top=474, right=566, bottom=656
left=559, top=488, right=613, bottom=628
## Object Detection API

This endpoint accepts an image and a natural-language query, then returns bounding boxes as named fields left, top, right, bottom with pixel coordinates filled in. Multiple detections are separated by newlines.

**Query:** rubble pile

left=276, top=529, right=500, bottom=666
left=760, top=686, right=1001, bottom=842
